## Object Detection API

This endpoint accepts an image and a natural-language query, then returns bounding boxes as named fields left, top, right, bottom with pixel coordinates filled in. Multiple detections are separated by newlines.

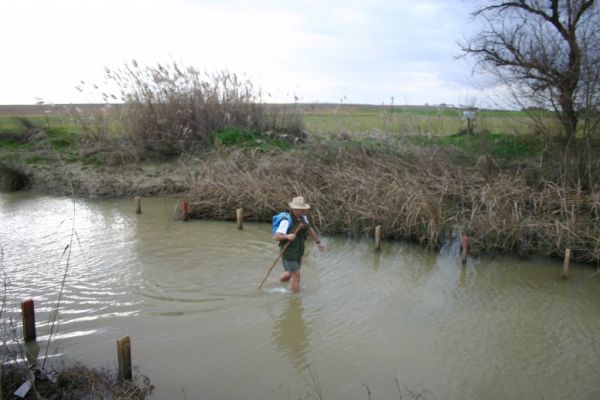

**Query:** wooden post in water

left=236, top=208, right=243, bottom=230
left=461, top=235, right=469, bottom=265
left=181, top=199, right=189, bottom=221
left=134, top=196, right=142, bottom=214
left=117, top=336, right=132, bottom=381
left=21, top=299, right=36, bottom=342
left=562, top=248, right=571, bottom=279
left=374, top=225, right=382, bottom=251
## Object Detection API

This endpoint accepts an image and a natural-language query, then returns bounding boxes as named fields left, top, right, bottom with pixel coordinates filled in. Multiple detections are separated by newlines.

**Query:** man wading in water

left=273, top=196, right=326, bottom=292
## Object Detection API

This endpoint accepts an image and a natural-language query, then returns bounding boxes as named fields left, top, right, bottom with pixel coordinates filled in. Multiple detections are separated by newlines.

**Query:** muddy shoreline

left=22, top=162, right=190, bottom=197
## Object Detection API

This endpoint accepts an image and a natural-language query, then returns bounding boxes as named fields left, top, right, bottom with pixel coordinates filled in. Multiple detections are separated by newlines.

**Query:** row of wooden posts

left=459, top=234, right=573, bottom=277
left=19, top=299, right=132, bottom=381
left=135, top=197, right=574, bottom=276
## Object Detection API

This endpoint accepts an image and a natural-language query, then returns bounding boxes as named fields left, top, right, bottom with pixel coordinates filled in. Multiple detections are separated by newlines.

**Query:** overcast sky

left=0, top=0, right=491, bottom=106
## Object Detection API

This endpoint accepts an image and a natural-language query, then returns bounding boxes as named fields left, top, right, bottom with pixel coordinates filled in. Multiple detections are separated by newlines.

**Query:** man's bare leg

left=290, top=271, right=301, bottom=292
left=279, top=271, right=291, bottom=282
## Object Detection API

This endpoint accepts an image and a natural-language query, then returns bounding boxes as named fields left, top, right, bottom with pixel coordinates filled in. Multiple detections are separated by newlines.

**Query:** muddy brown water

left=1, top=193, right=599, bottom=399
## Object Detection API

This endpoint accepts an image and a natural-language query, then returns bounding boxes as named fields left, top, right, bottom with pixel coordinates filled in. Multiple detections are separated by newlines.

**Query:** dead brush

left=1, top=362, right=153, bottom=399
left=0, top=163, right=29, bottom=191
left=70, top=103, right=122, bottom=144
left=186, top=143, right=461, bottom=246
left=186, top=139, right=600, bottom=263
left=530, top=182, right=600, bottom=262
left=464, top=174, right=534, bottom=254
left=92, top=61, right=306, bottom=158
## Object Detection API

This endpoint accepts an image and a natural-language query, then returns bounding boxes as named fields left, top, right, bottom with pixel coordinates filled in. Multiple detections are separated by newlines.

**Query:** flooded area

left=1, top=193, right=599, bottom=399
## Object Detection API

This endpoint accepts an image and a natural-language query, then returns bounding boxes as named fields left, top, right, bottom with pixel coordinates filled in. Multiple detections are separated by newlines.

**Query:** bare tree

left=461, top=0, right=600, bottom=143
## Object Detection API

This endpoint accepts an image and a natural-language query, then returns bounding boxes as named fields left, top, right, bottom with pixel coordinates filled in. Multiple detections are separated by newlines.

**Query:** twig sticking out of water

left=362, top=382, right=372, bottom=400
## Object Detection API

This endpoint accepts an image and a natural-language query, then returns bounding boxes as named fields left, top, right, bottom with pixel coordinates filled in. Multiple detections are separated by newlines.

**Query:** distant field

left=0, top=103, right=543, bottom=137
left=0, top=104, right=106, bottom=116
left=301, top=104, right=539, bottom=136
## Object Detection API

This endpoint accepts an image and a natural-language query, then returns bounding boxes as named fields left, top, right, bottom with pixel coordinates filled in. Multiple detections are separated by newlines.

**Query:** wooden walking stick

left=257, top=223, right=304, bottom=290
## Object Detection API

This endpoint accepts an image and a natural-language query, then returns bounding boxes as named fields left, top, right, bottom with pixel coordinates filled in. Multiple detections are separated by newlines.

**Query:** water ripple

left=2, top=194, right=600, bottom=400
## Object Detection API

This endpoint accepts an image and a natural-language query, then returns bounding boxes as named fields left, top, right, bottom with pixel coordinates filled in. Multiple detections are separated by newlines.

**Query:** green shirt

left=280, top=218, right=308, bottom=262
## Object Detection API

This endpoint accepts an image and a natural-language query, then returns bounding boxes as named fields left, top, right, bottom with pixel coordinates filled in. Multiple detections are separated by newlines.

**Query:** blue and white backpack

left=271, top=212, right=292, bottom=235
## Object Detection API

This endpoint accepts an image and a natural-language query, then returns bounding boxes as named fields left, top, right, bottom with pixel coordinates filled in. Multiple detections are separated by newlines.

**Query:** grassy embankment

left=1, top=101, right=599, bottom=264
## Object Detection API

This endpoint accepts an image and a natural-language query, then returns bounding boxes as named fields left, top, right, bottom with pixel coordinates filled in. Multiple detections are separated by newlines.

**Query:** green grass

left=0, top=115, right=82, bottom=166
left=416, top=132, right=544, bottom=159
left=25, top=155, right=47, bottom=163
left=45, top=125, right=79, bottom=149
left=391, top=108, right=462, bottom=117
left=0, top=105, right=573, bottom=168
left=0, top=142, right=22, bottom=152
left=0, top=117, right=25, bottom=135
left=303, top=107, right=539, bottom=136
left=0, top=115, right=78, bottom=133
left=213, top=127, right=292, bottom=150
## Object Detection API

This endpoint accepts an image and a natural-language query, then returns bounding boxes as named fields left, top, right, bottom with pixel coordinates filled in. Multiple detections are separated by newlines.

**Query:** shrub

left=85, top=61, right=306, bottom=158
left=0, top=163, right=28, bottom=191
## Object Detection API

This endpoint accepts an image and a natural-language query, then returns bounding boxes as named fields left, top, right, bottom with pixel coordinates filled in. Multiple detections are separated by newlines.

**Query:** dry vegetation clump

left=0, top=163, right=29, bottom=192
left=186, top=140, right=600, bottom=263
left=1, top=255, right=153, bottom=399
left=74, top=61, right=306, bottom=159
left=1, top=363, right=153, bottom=399
left=0, top=311, right=153, bottom=399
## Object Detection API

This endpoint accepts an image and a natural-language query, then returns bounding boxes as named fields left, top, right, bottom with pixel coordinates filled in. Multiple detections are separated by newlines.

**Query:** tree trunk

left=559, top=42, right=581, bottom=144
left=559, top=91, right=578, bottom=144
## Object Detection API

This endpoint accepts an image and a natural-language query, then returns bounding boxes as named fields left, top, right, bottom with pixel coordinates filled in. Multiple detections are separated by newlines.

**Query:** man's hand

left=285, top=233, right=297, bottom=241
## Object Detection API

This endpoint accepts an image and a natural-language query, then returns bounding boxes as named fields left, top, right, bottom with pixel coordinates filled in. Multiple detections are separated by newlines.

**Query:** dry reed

left=1, top=363, right=153, bottom=399
left=187, top=140, right=600, bottom=263
left=74, top=62, right=306, bottom=158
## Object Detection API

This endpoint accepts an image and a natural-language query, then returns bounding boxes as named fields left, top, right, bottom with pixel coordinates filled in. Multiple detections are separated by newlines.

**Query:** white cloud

left=0, top=0, right=486, bottom=106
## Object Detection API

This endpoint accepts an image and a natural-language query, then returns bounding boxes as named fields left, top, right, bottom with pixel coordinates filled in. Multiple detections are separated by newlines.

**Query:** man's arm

left=273, top=219, right=296, bottom=241
left=308, top=227, right=326, bottom=251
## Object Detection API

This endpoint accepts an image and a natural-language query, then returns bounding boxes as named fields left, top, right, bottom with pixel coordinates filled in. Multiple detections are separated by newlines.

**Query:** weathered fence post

left=181, top=199, right=189, bottom=221
left=117, top=336, right=132, bottom=381
left=461, top=235, right=469, bottom=265
left=236, top=208, right=243, bottom=230
left=562, top=248, right=571, bottom=279
left=21, top=299, right=36, bottom=342
left=463, top=110, right=476, bottom=135
left=374, top=225, right=382, bottom=251
left=134, top=197, right=142, bottom=214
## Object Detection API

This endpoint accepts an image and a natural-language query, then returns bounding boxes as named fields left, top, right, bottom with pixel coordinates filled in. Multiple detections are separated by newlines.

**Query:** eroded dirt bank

left=23, top=162, right=190, bottom=197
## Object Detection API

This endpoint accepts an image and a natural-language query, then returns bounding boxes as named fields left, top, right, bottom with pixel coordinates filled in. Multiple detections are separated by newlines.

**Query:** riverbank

left=184, top=141, right=600, bottom=264
left=2, top=131, right=599, bottom=264
left=1, top=99, right=599, bottom=263
left=21, top=161, right=189, bottom=197
left=1, top=363, right=153, bottom=399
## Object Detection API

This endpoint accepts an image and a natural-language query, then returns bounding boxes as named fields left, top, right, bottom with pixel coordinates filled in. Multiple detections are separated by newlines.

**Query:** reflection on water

left=1, top=192, right=600, bottom=399
left=273, top=297, right=311, bottom=373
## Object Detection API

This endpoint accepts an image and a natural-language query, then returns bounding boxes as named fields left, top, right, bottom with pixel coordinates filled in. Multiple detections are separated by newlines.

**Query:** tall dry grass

left=74, top=61, right=306, bottom=158
left=186, top=140, right=600, bottom=263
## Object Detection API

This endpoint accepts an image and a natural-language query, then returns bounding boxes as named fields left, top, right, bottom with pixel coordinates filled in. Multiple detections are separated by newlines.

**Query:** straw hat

left=289, top=196, right=310, bottom=210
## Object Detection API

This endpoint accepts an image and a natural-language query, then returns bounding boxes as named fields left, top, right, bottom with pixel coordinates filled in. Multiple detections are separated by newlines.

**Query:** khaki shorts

left=282, top=259, right=301, bottom=272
